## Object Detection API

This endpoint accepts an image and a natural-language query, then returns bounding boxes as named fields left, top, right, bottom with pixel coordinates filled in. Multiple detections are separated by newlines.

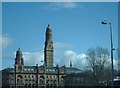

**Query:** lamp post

left=44, top=62, right=46, bottom=88
left=36, top=64, right=38, bottom=88
left=101, top=19, right=114, bottom=88
left=56, top=65, right=59, bottom=87
left=14, top=64, right=16, bottom=88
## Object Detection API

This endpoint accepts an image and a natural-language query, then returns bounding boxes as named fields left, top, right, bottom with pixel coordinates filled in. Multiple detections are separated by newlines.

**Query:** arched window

left=25, top=79, right=27, bottom=82
left=39, top=79, right=43, bottom=85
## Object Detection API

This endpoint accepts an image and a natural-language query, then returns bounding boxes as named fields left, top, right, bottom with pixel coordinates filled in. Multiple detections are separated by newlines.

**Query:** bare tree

left=86, top=46, right=111, bottom=85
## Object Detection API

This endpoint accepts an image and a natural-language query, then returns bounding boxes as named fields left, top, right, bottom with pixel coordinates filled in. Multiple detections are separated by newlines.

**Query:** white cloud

left=15, top=50, right=87, bottom=69
left=42, top=2, right=82, bottom=10
left=20, top=51, right=44, bottom=66
left=64, top=50, right=87, bottom=69
left=55, top=50, right=87, bottom=70
left=55, top=50, right=119, bottom=70
left=57, top=2, right=78, bottom=8
left=113, top=59, right=119, bottom=70
left=0, top=35, right=13, bottom=49
left=54, top=42, right=72, bottom=48
left=11, top=49, right=119, bottom=71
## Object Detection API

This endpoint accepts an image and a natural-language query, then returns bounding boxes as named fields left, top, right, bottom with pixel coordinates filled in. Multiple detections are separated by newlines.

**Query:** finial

left=70, top=61, right=72, bottom=67
left=17, top=48, right=22, bottom=54
left=48, top=24, right=50, bottom=28
left=18, top=48, right=20, bottom=50
left=47, top=24, right=52, bottom=31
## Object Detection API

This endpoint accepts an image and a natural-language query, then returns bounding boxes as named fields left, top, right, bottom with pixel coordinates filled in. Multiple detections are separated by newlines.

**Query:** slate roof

left=2, top=65, right=82, bottom=74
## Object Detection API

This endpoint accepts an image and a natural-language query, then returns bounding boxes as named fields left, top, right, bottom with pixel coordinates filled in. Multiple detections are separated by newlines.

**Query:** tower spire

left=44, top=24, right=54, bottom=67
left=70, top=61, right=72, bottom=67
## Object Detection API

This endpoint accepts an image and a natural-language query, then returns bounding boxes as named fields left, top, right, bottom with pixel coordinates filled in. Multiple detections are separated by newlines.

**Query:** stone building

left=2, top=25, right=81, bottom=87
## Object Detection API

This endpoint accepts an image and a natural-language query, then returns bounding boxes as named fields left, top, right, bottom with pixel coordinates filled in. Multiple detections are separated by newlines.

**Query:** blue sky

left=1, top=0, right=120, bottom=2
left=2, top=2, right=118, bottom=70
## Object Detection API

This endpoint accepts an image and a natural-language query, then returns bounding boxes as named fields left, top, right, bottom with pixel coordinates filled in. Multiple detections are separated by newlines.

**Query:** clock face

left=18, top=66, right=22, bottom=71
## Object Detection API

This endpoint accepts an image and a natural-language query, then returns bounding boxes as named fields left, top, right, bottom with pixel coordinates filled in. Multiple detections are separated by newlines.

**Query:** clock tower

left=44, top=24, right=54, bottom=67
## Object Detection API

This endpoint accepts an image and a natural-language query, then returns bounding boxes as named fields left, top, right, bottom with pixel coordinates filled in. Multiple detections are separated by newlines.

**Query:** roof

left=65, top=67, right=81, bottom=71
left=24, top=66, right=36, bottom=69
left=65, top=67, right=82, bottom=73
left=1, top=65, right=82, bottom=74
left=2, top=67, right=14, bottom=72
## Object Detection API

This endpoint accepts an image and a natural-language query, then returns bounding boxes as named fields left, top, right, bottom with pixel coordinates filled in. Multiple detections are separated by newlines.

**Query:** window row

left=24, top=75, right=57, bottom=79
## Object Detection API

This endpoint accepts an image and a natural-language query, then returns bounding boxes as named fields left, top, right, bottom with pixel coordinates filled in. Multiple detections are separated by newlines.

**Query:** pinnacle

left=48, top=24, right=50, bottom=27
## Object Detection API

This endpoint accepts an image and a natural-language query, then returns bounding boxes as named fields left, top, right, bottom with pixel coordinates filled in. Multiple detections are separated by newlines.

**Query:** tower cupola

left=15, top=48, right=24, bottom=65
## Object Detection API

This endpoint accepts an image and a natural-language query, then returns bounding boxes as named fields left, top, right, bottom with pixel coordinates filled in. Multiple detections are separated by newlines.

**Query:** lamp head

left=101, top=19, right=107, bottom=24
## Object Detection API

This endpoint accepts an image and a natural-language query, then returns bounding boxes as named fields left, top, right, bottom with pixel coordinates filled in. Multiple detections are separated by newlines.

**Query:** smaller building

left=63, top=72, right=94, bottom=87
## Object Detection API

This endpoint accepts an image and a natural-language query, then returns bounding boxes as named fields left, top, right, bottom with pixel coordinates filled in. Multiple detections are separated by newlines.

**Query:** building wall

left=2, top=67, right=71, bottom=87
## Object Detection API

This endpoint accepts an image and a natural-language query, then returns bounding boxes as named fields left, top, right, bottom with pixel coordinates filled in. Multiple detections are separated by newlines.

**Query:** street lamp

left=101, top=19, right=115, bottom=88
left=56, top=65, right=59, bottom=87
left=44, top=62, right=46, bottom=88
left=14, top=64, right=16, bottom=88
left=36, top=64, right=38, bottom=88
